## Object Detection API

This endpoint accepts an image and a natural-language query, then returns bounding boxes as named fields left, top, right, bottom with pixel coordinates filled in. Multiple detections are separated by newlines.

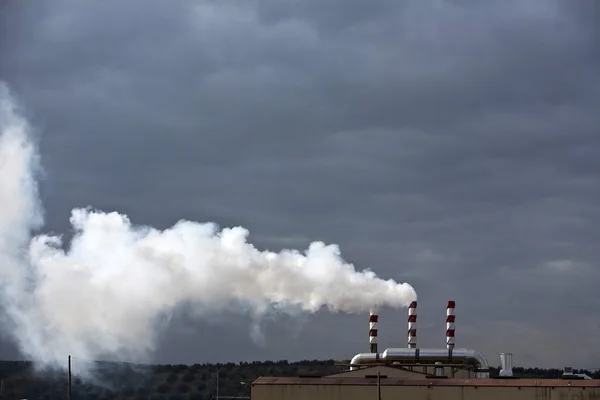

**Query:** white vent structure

left=499, top=353, right=513, bottom=377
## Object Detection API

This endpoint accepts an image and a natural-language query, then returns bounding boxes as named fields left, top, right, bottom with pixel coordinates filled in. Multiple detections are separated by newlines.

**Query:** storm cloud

left=1, top=0, right=600, bottom=368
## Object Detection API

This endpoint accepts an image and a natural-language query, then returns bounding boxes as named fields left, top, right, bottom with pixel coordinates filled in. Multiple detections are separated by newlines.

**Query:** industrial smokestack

left=446, top=300, right=455, bottom=350
left=369, top=308, right=378, bottom=353
left=408, top=301, right=417, bottom=348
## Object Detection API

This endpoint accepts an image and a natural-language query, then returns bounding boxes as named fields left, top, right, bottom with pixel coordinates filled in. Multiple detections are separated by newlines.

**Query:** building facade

left=251, top=375, right=600, bottom=400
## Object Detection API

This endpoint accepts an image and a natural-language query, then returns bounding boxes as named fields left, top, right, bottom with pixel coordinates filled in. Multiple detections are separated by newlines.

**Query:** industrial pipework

left=369, top=308, right=378, bottom=354
left=408, top=301, right=417, bottom=349
left=446, top=300, right=455, bottom=350
left=349, top=348, right=490, bottom=378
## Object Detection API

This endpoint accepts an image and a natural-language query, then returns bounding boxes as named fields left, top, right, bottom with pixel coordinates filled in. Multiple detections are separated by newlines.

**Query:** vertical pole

left=68, top=355, right=72, bottom=400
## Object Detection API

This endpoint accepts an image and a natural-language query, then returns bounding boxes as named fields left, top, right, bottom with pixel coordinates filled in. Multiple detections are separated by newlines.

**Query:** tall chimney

left=369, top=309, right=378, bottom=353
left=408, top=301, right=417, bottom=348
left=446, top=300, right=455, bottom=350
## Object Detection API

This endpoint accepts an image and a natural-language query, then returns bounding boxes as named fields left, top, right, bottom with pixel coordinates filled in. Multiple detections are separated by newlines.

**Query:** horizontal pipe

left=350, top=347, right=490, bottom=378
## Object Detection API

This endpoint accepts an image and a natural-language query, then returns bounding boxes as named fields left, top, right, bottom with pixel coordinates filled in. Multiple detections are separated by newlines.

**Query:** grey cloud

left=1, top=0, right=600, bottom=367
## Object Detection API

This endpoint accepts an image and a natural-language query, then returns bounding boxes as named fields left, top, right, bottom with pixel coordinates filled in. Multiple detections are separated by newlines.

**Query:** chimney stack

left=408, top=301, right=417, bottom=348
left=446, top=300, right=455, bottom=350
left=369, top=309, right=378, bottom=353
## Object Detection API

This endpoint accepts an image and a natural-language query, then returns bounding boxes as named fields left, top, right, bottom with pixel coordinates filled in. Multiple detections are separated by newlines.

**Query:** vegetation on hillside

left=0, top=359, right=598, bottom=399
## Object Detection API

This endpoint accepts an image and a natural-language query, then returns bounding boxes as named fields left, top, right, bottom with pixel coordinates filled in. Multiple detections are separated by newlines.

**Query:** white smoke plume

left=0, top=82, right=417, bottom=368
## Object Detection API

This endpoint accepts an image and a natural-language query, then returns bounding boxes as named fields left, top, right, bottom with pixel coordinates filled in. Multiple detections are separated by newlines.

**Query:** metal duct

left=350, top=352, right=379, bottom=368
left=434, top=362, right=445, bottom=377
left=446, top=301, right=455, bottom=350
left=408, top=301, right=417, bottom=349
left=369, top=309, right=378, bottom=354
left=350, top=348, right=490, bottom=378
left=499, top=353, right=513, bottom=377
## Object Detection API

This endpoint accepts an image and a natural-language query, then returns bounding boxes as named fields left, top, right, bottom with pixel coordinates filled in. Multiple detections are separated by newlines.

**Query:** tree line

left=0, top=359, right=597, bottom=399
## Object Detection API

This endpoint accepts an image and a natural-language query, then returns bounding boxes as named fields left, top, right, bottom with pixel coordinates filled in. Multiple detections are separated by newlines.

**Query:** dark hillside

left=0, top=359, right=343, bottom=399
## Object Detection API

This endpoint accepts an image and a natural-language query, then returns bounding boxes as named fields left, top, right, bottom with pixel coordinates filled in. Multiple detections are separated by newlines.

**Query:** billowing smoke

left=0, top=82, right=417, bottom=368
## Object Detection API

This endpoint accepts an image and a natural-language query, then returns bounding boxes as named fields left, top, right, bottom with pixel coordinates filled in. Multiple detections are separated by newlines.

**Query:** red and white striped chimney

left=369, top=308, right=378, bottom=353
left=408, top=301, right=417, bottom=348
left=446, top=300, right=455, bottom=350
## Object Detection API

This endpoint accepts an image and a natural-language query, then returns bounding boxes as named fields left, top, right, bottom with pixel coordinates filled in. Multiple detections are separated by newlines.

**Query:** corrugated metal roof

left=252, top=376, right=600, bottom=387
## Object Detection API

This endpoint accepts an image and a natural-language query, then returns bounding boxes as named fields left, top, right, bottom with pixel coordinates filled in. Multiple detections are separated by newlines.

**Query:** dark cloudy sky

left=2, top=0, right=600, bottom=369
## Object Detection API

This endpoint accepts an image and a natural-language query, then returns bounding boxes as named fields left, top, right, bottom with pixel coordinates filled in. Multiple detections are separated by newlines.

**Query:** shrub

left=177, top=383, right=190, bottom=393
left=157, top=383, right=171, bottom=393
left=173, top=364, right=187, bottom=373
left=166, top=373, right=178, bottom=384
left=182, top=372, right=195, bottom=382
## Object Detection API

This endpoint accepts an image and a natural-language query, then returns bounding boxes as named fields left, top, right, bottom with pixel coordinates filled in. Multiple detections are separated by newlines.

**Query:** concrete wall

left=252, top=384, right=600, bottom=400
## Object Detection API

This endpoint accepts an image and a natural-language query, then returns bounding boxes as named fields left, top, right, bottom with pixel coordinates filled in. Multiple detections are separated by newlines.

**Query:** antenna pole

left=68, top=355, right=72, bottom=400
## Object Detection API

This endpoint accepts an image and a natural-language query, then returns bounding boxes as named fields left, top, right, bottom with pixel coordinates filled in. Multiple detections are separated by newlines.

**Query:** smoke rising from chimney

left=0, top=82, right=417, bottom=368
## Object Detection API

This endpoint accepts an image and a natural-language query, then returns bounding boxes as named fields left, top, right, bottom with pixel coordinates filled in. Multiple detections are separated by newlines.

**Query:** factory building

left=251, top=376, right=600, bottom=400
left=251, top=301, right=600, bottom=400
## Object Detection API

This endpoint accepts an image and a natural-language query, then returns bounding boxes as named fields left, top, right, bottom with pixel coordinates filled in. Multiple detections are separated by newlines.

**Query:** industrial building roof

left=253, top=376, right=600, bottom=387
